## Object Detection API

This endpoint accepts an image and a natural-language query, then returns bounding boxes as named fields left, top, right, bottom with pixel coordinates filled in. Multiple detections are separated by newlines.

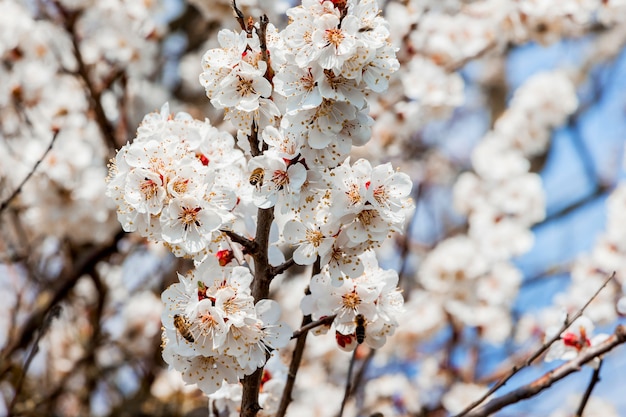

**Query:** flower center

left=342, top=290, right=361, bottom=310
left=305, top=228, right=324, bottom=247
left=140, top=177, right=159, bottom=199
left=272, top=170, right=290, bottom=188
left=325, top=28, right=344, bottom=47
left=179, top=206, right=202, bottom=231
left=236, top=76, right=257, bottom=97
left=357, top=209, right=376, bottom=226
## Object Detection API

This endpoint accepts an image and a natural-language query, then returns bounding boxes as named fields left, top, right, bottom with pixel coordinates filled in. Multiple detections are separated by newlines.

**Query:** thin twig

left=276, top=260, right=321, bottom=417
left=7, top=305, right=62, bottom=416
left=0, top=130, right=59, bottom=214
left=465, top=325, right=626, bottom=417
left=231, top=0, right=247, bottom=32
left=455, top=272, right=615, bottom=417
left=64, top=14, right=118, bottom=152
left=290, top=315, right=336, bottom=339
left=221, top=229, right=257, bottom=254
left=575, top=359, right=603, bottom=417
left=272, top=258, right=296, bottom=278
left=349, top=347, right=376, bottom=398
left=338, top=348, right=359, bottom=417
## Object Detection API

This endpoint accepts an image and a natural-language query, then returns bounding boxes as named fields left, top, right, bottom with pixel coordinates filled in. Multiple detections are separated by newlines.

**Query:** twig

left=272, top=258, right=296, bottom=278
left=221, top=229, right=257, bottom=254
left=464, top=325, right=626, bottom=417
left=0, top=130, right=59, bottom=214
left=7, top=305, right=62, bottom=416
left=454, top=272, right=615, bottom=417
left=575, top=359, right=603, bottom=417
left=277, top=313, right=312, bottom=417
left=338, top=348, right=359, bottom=417
left=290, top=315, right=336, bottom=339
left=276, top=260, right=321, bottom=417
left=349, top=347, right=376, bottom=398
left=257, top=14, right=273, bottom=82
left=231, top=0, right=247, bottom=32
left=64, top=14, right=118, bottom=152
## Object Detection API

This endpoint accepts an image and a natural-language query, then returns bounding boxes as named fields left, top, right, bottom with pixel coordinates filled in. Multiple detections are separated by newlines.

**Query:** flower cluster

left=106, top=103, right=243, bottom=258
left=161, top=260, right=291, bottom=394
left=301, top=254, right=404, bottom=350
left=106, top=0, right=411, bottom=397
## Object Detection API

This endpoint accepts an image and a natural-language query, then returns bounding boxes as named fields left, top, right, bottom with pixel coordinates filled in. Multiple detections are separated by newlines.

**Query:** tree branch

left=64, top=13, right=118, bottom=152
left=221, top=229, right=257, bottom=254
left=277, top=260, right=321, bottom=417
left=455, top=272, right=615, bottom=417
left=290, top=315, right=335, bottom=339
left=464, top=325, right=626, bottom=417
left=271, top=258, right=296, bottom=278
left=0, top=228, right=125, bottom=376
left=575, top=359, right=603, bottom=417
left=0, top=130, right=59, bottom=214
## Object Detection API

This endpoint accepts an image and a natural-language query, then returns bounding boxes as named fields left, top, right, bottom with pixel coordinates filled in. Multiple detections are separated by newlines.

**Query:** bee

left=173, top=314, right=195, bottom=343
left=354, top=314, right=367, bottom=344
left=249, top=167, right=264, bottom=189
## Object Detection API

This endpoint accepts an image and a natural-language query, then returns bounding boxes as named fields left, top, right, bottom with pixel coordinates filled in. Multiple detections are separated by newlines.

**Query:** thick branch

left=240, top=205, right=275, bottom=417
left=465, top=325, right=626, bottom=417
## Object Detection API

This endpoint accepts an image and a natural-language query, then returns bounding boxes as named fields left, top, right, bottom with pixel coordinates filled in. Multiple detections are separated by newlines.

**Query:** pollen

left=357, top=209, right=376, bottom=226
left=305, top=228, right=324, bottom=247
left=325, top=28, right=345, bottom=47
left=346, top=182, right=362, bottom=206
left=171, top=178, right=190, bottom=195
left=342, top=290, right=361, bottom=310
left=372, top=185, right=388, bottom=206
left=236, top=76, right=257, bottom=97
left=140, top=177, right=159, bottom=200
left=272, top=170, right=290, bottom=188
left=179, top=206, right=202, bottom=231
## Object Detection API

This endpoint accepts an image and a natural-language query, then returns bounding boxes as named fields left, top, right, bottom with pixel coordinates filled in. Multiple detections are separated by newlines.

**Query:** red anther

left=335, top=331, right=352, bottom=348
left=216, top=249, right=235, bottom=267
left=197, top=153, right=209, bottom=166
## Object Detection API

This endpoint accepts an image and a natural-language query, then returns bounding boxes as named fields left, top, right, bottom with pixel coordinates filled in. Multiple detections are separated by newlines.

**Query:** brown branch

left=7, top=305, right=62, bottom=416
left=455, top=272, right=615, bottom=417
left=464, top=325, right=626, bottom=417
left=221, top=229, right=257, bottom=254
left=575, top=359, right=603, bottom=417
left=0, top=229, right=125, bottom=376
left=0, top=130, right=59, bottom=214
left=338, top=347, right=359, bottom=417
left=276, top=260, right=321, bottom=417
left=240, top=204, right=274, bottom=416
left=231, top=0, right=247, bottom=32
left=64, top=15, right=118, bottom=152
left=271, top=258, right=296, bottom=278
left=290, top=315, right=335, bottom=339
